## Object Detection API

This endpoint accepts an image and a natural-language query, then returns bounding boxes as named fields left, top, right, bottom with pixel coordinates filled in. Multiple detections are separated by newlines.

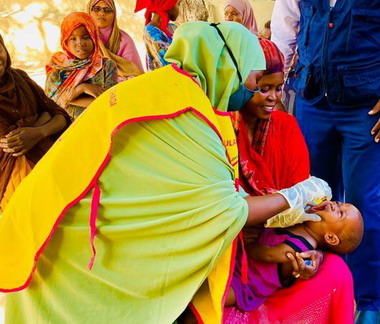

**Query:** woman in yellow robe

left=0, top=22, right=330, bottom=324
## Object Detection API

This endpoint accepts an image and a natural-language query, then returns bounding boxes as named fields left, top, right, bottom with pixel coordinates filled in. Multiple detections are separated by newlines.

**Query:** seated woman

left=135, top=0, right=180, bottom=71
left=0, top=35, right=70, bottom=212
left=87, top=0, right=144, bottom=80
left=223, top=38, right=356, bottom=323
left=0, top=22, right=329, bottom=324
left=224, top=0, right=258, bottom=35
left=45, top=12, right=118, bottom=119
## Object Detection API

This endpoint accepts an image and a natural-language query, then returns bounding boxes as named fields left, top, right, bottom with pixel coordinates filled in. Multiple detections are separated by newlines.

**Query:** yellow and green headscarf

left=165, top=21, right=266, bottom=112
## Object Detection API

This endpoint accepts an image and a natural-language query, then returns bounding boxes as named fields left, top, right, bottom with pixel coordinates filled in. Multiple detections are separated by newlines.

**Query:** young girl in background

left=45, top=12, right=118, bottom=119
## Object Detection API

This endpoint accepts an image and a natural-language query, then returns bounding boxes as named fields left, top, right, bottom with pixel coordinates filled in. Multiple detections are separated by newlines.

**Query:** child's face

left=308, top=201, right=360, bottom=235
left=66, top=26, right=94, bottom=60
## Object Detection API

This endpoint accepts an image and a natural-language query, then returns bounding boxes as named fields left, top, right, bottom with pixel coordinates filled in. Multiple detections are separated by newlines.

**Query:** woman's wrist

left=36, top=115, right=66, bottom=139
left=34, top=125, right=48, bottom=140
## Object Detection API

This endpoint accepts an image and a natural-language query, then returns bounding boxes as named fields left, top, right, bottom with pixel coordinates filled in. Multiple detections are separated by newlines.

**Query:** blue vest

left=294, top=0, right=380, bottom=108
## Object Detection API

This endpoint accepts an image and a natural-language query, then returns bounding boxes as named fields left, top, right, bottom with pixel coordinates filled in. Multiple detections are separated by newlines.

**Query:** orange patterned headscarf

left=45, top=12, right=104, bottom=108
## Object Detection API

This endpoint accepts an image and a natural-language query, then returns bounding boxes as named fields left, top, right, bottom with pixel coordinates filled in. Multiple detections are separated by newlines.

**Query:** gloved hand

left=265, top=176, right=332, bottom=228
left=277, top=176, right=332, bottom=210
left=265, top=205, right=322, bottom=228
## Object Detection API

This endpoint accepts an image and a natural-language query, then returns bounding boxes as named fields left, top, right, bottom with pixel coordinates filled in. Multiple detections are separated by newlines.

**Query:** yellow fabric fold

left=1, top=65, right=241, bottom=324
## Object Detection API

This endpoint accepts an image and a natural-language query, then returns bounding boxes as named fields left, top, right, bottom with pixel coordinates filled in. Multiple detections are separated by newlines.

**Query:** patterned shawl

left=45, top=12, right=104, bottom=108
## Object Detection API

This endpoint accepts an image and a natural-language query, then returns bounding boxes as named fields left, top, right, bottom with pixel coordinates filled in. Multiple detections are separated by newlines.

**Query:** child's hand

left=78, top=84, right=104, bottom=98
left=286, top=250, right=323, bottom=280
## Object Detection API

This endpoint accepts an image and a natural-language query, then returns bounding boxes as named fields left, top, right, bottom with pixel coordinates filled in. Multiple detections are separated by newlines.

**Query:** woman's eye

left=260, top=88, right=269, bottom=93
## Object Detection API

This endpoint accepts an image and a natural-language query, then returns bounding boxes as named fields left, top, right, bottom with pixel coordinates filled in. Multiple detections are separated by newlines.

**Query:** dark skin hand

left=243, top=224, right=323, bottom=279
left=369, top=99, right=380, bottom=142
left=0, top=114, right=67, bottom=157
left=0, top=127, right=43, bottom=157
left=242, top=225, right=265, bottom=244
left=243, top=193, right=324, bottom=279
left=286, top=250, right=323, bottom=279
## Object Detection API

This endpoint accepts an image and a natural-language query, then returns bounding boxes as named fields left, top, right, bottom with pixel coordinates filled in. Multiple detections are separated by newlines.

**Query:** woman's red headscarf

left=45, top=12, right=104, bottom=108
left=259, top=37, right=284, bottom=75
left=134, top=0, right=178, bottom=36
left=234, top=38, right=309, bottom=196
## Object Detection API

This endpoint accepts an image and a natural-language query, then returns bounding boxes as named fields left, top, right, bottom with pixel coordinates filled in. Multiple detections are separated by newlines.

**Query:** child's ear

left=324, top=233, right=340, bottom=246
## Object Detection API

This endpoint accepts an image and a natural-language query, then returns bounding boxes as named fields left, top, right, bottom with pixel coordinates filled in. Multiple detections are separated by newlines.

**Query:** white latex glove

left=265, top=176, right=332, bottom=228
left=277, top=176, right=332, bottom=210
left=265, top=206, right=321, bottom=228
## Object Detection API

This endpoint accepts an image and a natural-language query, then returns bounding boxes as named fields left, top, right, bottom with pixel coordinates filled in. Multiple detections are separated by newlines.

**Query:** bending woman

left=88, top=0, right=144, bottom=80
left=0, top=35, right=70, bottom=212
left=1, top=22, right=329, bottom=324
left=223, top=38, right=355, bottom=324
left=45, top=12, right=118, bottom=119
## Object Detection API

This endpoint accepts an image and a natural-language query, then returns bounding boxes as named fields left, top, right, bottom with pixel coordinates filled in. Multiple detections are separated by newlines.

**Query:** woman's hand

left=369, top=98, right=380, bottom=142
left=0, top=127, right=44, bottom=156
left=287, top=250, right=323, bottom=280
left=77, top=83, right=104, bottom=98
left=242, top=225, right=264, bottom=245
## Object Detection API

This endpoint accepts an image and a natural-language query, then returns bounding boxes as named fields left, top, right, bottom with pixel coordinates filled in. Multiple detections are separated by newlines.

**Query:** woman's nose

left=267, top=91, right=276, bottom=101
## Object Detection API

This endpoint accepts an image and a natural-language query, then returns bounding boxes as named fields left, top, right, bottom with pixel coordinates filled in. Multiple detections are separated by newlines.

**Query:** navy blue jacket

left=294, top=0, right=380, bottom=108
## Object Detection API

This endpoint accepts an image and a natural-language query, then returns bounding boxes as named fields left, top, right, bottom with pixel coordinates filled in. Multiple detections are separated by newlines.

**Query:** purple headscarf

left=224, top=0, right=258, bottom=35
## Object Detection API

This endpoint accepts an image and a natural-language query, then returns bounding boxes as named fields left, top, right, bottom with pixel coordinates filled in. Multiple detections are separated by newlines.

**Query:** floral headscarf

left=45, top=12, right=104, bottom=108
